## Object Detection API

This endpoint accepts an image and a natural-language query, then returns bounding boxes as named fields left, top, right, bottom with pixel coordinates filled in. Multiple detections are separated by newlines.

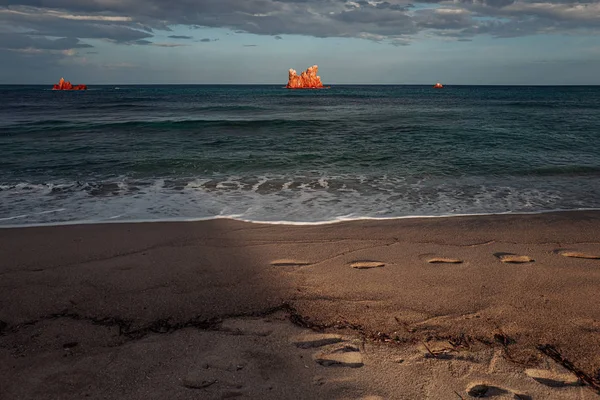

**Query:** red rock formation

left=286, top=65, right=325, bottom=89
left=53, top=77, right=87, bottom=91
left=433, top=82, right=444, bottom=89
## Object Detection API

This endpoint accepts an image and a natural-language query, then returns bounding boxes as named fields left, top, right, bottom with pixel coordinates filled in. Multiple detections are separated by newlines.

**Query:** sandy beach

left=1, top=211, right=600, bottom=399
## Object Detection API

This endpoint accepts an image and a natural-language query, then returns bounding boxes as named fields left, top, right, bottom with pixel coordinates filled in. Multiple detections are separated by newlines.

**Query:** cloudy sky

left=1, top=0, right=599, bottom=84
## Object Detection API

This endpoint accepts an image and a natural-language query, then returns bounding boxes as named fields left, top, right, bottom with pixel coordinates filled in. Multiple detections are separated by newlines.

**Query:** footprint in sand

left=182, top=376, right=218, bottom=389
left=292, top=333, right=344, bottom=349
left=270, top=259, right=312, bottom=267
left=524, top=368, right=582, bottom=388
left=466, top=383, right=530, bottom=399
left=350, top=261, right=385, bottom=269
left=494, top=253, right=534, bottom=264
left=292, top=333, right=364, bottom=368
left=313, top=346, right=364, bottom=368
left=555, top=249, right=600, bottom=260
left=427, top=257, right=463, bottom=264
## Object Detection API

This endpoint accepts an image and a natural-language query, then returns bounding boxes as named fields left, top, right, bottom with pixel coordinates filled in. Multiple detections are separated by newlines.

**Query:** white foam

left=35, top=208, right=66, bottom=215
left=0, top=214, right=29, bottom=222
left=1, top=208, right=599, bottom=229
left=251, top=176, right=268, bottom=192
left=2, top=175, right=600, bottom=228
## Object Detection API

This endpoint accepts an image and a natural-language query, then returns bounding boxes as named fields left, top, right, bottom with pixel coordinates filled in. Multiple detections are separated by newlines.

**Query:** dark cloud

left=0, top=32, right=92, bottom=50
left=130, top=39, right=153, bottom=45
left=124, top=39, right=187, bottom=46
left=243, top=44, right=258, bottom=47
left=168, top=35, right=193, bottom=39
left=274, top=35, right=283, bottom=39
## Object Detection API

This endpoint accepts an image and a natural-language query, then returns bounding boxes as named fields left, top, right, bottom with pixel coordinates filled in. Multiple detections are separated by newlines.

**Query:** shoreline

left=2, top=210, right=600, bottom=398
left=2, top=207, right=600, bottom=229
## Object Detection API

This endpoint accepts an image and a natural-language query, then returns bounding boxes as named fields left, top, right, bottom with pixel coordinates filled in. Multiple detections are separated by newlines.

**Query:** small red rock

left=53, top=77, right=87, bottom=91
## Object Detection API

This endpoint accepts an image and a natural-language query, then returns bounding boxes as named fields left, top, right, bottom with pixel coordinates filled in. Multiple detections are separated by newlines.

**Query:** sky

left=1, top=0, right=600, bottom=84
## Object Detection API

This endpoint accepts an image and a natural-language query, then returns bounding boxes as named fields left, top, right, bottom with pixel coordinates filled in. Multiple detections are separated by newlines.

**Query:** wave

left=77, top=103, right=155, bottom=110
left=187, top=105, right=268, bottom=112
left=528, top=165, right=600, bottom=176
left=3, top=118, right=341, bottom=134
left=491, top=100, right=596, bottom=110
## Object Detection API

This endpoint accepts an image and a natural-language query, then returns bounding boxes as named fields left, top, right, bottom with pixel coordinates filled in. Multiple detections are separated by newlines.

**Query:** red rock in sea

left=52, top=77, right=87, bottom=91
left=433, top=82, right=444, bottom=89
left=286, top=65, right=326, bottom=89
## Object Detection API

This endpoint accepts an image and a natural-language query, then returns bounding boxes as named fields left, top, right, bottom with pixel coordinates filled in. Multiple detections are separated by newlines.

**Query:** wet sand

left=1, top=211, right=600, bottom=399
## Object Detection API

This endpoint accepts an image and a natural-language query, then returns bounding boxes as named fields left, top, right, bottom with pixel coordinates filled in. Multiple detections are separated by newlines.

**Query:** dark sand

left=1, top=211, right=600, bottom=399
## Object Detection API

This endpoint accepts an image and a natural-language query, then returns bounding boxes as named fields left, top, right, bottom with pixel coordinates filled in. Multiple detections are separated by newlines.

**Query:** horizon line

left=2, top=83, right=600, bottom=87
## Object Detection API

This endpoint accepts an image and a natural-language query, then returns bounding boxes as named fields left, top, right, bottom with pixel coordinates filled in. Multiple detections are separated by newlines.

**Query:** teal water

left=1, top=85, right=600, bottom=225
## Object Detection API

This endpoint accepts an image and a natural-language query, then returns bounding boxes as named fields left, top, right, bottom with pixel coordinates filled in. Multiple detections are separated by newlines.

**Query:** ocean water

left=1, top=84, right=600, bottom=226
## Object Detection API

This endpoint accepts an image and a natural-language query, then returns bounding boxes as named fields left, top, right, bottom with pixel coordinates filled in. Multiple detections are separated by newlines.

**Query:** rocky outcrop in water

left=286, top=65, right=325, bottom=89
left=53, top=78, right=87, bottom=91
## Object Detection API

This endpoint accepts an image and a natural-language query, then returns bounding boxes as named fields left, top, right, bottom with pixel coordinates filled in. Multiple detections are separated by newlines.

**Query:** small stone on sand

left=350, top=261, right=385, bottom=269
left=314, top=351, right=363, bottom=368
left=497, top=254, right=534, bottom=263
left=524, top=369, right=581, bottom=387
left=292, top=333, right=343, bottom=349
left=558, top=251, right=600, bottom=259
left=427, top=257, right=463, bottom=264
left=270, top=259, right=312, bottom=266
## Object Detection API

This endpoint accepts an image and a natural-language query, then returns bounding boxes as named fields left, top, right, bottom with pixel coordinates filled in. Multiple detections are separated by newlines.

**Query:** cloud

left=151, top=42, right=188, bottom=47
left=0, top=6, right=153, bottom=44
left=199, top=38, right=218, bottom=42
left=128, top=39, right=153, bottom=45
left=1, top=0, right=600, bottom=51
left=243, top=44, right=258, bottom=47
left=389, top=37, right=412, bottom=46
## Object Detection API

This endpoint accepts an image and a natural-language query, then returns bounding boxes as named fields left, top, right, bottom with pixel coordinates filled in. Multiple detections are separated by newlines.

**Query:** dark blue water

left=1, top=85, right=600, bottom=226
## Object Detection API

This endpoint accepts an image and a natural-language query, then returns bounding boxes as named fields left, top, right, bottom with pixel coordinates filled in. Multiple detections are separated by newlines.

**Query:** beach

left=2, top=211, right=600, bottom=399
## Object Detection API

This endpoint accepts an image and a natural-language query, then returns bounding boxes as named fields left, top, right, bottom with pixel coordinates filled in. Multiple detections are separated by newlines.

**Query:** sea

left=1, top=85, right=600, bottom=227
